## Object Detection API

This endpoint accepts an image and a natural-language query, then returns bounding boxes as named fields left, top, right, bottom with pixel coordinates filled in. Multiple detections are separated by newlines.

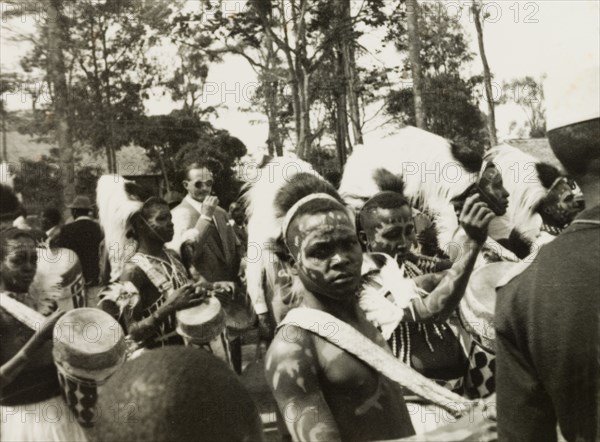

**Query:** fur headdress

left=96, top=175, right=153, bottom=282
left=484, top=144, right=560, bottom=245
left=339, top=126, right=480, bottom=251
left=242, top=156, right=350, bottom=314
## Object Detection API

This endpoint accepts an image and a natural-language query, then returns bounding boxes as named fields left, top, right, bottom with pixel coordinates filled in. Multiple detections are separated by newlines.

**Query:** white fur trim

left=485, top=143, right=550, bottom=244
left=340, top=126, right=478, bottom=252
left=96, top=175, right=142, bottom=282
left=242, top=156, right=321, bottom=311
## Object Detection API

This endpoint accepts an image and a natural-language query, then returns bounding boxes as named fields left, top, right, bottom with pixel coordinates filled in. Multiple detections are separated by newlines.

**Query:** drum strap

left=132, top=251, right=183, bottom=297
left=278, top=307, right=475, bottom=417
left=0, top=292, right=46, bottom=330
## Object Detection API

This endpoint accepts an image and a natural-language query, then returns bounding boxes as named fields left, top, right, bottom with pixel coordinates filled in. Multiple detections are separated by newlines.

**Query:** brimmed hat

left=67, top=195, right=94, bottom=210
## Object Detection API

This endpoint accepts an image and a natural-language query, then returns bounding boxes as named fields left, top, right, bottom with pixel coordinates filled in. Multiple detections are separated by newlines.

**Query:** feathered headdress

left=242, top=155, right=349, bottom=316
left=96, top=175, right=152, bottom=282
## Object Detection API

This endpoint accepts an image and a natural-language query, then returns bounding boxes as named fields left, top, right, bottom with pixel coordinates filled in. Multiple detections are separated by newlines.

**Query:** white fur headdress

left=339, top=126, right=479, bottom=251
left=242, top=156, right=327, bottom=314
left=96, top=175, right=145, bottom=282
left=484, top=144, right=553, bottom=244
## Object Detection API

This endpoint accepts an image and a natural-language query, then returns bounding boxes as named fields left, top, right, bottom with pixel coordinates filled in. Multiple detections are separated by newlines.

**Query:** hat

left=546, top=65, right=600, bottom=131
left=67, top=195, right=94, bottom=210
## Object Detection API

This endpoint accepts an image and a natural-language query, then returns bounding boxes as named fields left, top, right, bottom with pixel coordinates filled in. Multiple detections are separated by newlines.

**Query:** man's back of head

left=94, top=346, right=264, bottom=442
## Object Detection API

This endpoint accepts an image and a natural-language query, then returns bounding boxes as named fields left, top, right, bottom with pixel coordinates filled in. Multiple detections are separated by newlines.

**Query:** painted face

left=287, top=210, right=362, bottom=300
left=184, top=168, right=214, bottom=203
left=363, top=205, right=415, bottom=261
left=142, top=203, right=174, bottom=243
left=478, top=164, right=509, bottom=216
left=1, top=236, right=37, bottom=293
left=542, top=179, right=582, bottom=226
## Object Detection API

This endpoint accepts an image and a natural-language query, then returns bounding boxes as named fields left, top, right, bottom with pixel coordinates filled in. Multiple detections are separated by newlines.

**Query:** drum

left=32, top=247, right=86, bottom=310
left=459, top=261, right=519, bottom=398
left=53, top=308, right=126, bottom=427
left=176, top=297, right=232, bottom=368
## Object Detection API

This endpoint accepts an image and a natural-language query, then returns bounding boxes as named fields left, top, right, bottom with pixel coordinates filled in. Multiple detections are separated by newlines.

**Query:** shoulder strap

left=278, top=307, right=473, bottom=417
left=0, top=292, right=46, bottom=330
left=131, top=253, right=173, bottom=296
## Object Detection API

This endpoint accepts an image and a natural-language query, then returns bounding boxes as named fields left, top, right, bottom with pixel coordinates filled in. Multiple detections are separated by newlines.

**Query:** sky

left=1, top=0, right=599, bottom=157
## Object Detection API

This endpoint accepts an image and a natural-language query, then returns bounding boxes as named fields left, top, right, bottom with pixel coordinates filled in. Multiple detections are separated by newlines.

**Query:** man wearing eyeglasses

left=168, top=162, right=245, bottom=373
left=168, top=162, right=240, bottom=282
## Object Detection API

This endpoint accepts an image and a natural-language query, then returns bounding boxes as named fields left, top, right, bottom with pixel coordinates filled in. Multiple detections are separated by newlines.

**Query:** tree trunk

left=47, top=0, right=75, bottom=210
left=105, top=145, right=113, bottom=173
left=296, top=70, right=311, bottom=159
left=334, top=46, right=349, bottom=167
left=406, top=0, right=426, bottom=129
left=265, top=82, right=283, bottom=157
left=339, top=0, right=363, bottom=147
left=154, top=146, right=170, bottom=192
left=473, top=2, right=498, bottom=146
left=1, top=101, right=7, bottom=162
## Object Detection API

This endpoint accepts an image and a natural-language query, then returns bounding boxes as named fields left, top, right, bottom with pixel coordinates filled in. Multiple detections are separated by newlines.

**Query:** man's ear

left=358, top=230, right=368, bottom=249
left=182, top=180, right=188, bottom=190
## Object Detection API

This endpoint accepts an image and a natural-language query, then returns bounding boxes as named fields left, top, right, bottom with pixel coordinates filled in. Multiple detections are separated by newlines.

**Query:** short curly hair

left=95, top=347, right=262, bottom=442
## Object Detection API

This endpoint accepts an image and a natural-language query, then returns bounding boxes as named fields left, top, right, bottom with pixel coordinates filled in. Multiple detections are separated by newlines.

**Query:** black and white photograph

left=0, top=1, right=598, bottom=441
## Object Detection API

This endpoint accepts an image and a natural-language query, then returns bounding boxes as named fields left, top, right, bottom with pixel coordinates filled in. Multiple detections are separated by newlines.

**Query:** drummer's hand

left=166, top=283, right=203, bottom=311
left=459, top=193, right=495, bottom=245
left=38, top=309, right=66, bottom=342
left=212, top=281, right=236, bottom=306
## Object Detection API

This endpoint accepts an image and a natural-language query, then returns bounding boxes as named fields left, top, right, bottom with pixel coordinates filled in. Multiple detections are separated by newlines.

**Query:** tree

left=17, top=1, right=169, bottom=173
left=133, top=111, right=214, bottom=191
left=386, top=0, right=489, bottom=152
left=387, top=74, right=489, bottom=153
left=472, top=0, right=498, bottom=146
left=175, top=131, right=247, bottom=208
left=46, top=0, right=77, bottom=208
left=406, top=0, right=426, bottom=128
left=500, top=76, right=547, bottom=138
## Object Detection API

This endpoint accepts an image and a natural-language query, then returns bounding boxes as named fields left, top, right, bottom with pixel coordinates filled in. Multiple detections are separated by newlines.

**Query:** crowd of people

left=0, top=67, right=598, bottom=442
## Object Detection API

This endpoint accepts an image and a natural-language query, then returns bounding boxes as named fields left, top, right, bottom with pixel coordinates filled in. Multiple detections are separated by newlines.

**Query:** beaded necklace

left=391, top=260, right=447, bottom=363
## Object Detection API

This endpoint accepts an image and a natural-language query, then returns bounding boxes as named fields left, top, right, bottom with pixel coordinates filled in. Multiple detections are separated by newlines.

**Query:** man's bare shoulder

left=266, top=324, right=319, bottom=371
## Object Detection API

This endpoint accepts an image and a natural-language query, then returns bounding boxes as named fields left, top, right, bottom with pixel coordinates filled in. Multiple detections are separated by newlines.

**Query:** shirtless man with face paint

left=265, top=175, right=496, bottom=442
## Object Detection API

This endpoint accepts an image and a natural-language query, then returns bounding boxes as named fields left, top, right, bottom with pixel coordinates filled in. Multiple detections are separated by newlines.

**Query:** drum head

left=176, top=297, right=225, bottom=343
left=53, top=308, right=125, bottom=370
left=177, top=297, right=222, bottom=327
